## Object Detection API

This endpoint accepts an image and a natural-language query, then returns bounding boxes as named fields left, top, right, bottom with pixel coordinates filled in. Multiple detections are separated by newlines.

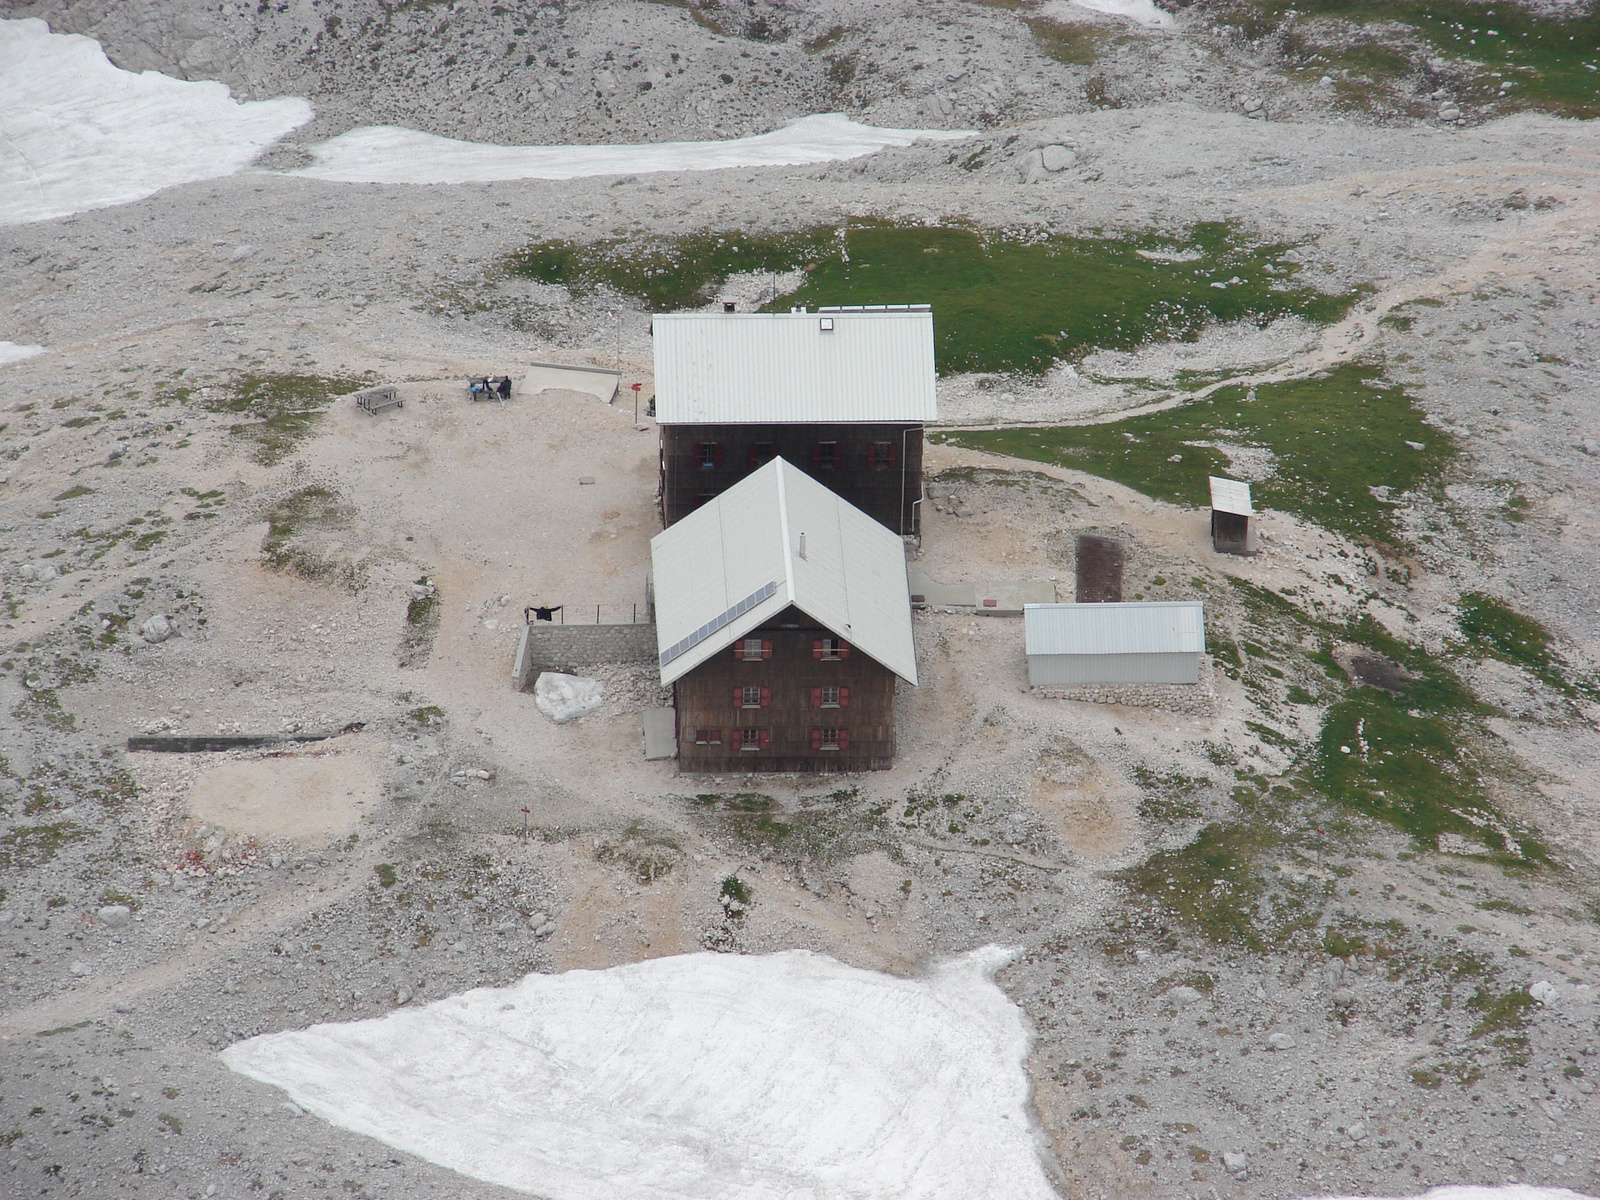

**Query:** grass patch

left=1456, top=591, right=1593, bottom=698
left=399, top=578, right=440, bottom=669
left=1026, top=16, right=1112, bottom=65
left=771, top=221, right=1355, bottom=375
left=507, top=220, right=1357, bottom=376
left=1225, top=0, right=1600, bottom=119
left=687, top=788, right=888, bottom=865
left=938, top=364, right=1455, bottom=546
left=506, top=227, right=838, bottom=313
left=1117, top=786, right=1320, bottom=952
left=260, top=487, right=356, bottom=585
left=0, top=823, right=88, bottom=870
left=374, top=864, right=397, bottom=888
left=192, top=373, right=370, bottom=466
left=52, top=486, right=94, bottom=502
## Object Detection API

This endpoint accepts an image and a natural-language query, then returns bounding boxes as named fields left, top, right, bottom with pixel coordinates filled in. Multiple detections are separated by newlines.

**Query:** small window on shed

left=694, top=728, right=722, bottom=745
left=868, top=441, right=897, bottom=470
left=748, top=443, right=776, bottom=468
left=811, top=441, right=841, bottom=470
left=697, top=442, right=724, bottom=469
left=813, top=637, right=850, bottom=661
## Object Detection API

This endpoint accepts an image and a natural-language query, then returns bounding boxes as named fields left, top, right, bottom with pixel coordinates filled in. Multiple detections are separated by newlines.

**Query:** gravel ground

left=2, top=2, right=1600, bottom=1199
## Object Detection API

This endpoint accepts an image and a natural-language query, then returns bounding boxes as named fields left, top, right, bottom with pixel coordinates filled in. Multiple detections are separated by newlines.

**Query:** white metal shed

left=1024, top=601, right=1206, bottom=686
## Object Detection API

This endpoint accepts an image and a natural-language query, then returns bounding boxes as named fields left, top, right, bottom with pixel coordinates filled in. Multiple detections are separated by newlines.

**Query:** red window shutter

left=732, top=642, right=745, bottom=661
left=838, top=642, right=852, bottom=660
left=811, top=728, right=823, bottom=751
left=812, top=640, right=823, bottom=660
left=761, top=640, right=773, bottom=660
left=731, top=687, right=743, bottom=709
left=731, top=728, right=743, bottom=750
left=759, top=687, right=771, bottom=707
left=811, top=443, right=822, bottom=468
left=866, top=443, right=877, bottom=470
left=711, top=729, right=721, bottom=745
left=810, top=687, right=822, bottom=708
left=885, top=442, right=897, bottom=468
left=839, top=686, right=850, bottom=708
left=838, top=728, right=850, bottom=751
left=747, top=443, right=759, bottom=468
left=758, top=730, right=771, bottom=750
left=713, top=443, right=724, bottom=468
left=692, top=442, right=704, bottom=463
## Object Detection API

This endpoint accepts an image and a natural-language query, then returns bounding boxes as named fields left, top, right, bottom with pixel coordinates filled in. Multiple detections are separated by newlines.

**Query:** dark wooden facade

left=674, top=606, right=898, bottom=773
left=659, top=423, right=923, bottom=535
left=1210, top=510, right=1252, bottom=555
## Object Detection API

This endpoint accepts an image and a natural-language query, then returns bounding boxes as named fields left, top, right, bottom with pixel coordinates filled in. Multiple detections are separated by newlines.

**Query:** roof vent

left=798, top=532, right=808, bottom=560
left=818, top=317, right=834, bottom=332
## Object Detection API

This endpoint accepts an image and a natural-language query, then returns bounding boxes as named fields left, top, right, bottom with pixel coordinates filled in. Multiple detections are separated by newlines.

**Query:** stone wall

left=1034, top=656, right=1217, bottom=715
left=513, top=622, right=658, bottom=688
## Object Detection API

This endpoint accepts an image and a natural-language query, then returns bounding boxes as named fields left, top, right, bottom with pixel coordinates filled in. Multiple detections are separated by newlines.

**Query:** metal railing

left=524, top=603, right=650, bottom=626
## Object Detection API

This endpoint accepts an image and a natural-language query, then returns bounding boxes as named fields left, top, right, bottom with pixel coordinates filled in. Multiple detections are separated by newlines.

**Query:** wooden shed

left=652, top=306, right=936, bottom=535
left=651, top=458, right=918, bottom=773
left=1209, top=476, right=1257, bottom=555
left=1024, top=601, right=1206, bottom=686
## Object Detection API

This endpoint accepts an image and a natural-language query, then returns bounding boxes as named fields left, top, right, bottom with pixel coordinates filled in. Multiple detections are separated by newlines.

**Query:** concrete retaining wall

left=513, top=622, right=658, bottom=688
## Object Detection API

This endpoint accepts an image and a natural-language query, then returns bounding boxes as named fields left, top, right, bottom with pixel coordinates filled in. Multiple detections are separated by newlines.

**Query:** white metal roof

left=1209, top=476, right=1254, bottom=517
left=652, top=308, right=937, bottom=425
left=1024, top=602, right=1206, bottom=657
left=651, top=458, right=919, bottom=686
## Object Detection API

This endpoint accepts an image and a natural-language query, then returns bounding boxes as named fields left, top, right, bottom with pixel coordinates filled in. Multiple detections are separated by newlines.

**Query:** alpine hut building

left=651, top=457, right=918, bottom=773
left=653, top=305, right=936, bottom=536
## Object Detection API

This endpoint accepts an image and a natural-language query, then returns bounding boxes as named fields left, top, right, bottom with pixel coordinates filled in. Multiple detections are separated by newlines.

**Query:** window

left=811, top=685, right=849, bottom=708
left=748, top=442, right=776, bottom=468
left=732, top=728, right=769, bottom=751
left=732, top=686, right=771, bottom=708
left=811, top=441, right=840, bottom=470
left=694, top=728, right=722, bottom=745
left=811, top=727, right=850, bottom=751
left=812, top=638, right=851, bottom=661
left=693, top=493, right=716, bottom=509
left=696, top=442, right=724, bottom=470
left=733, top=638, right=772, bottom=661
left=867, top=441, right=897, bottom=470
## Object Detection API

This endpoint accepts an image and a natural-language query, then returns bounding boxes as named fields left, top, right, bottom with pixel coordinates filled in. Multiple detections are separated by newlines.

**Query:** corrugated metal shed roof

left=1209, top=476, right=1254, bottom=517
left=650, top=458, right=919, bottom=686
left=1024, top=602, right=1206, bottom=657
left=652, top=309, right=937, bottom=425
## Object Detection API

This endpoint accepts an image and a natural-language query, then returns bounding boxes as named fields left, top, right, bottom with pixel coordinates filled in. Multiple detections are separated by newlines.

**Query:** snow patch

left=222, top=945, right=1054, bottom=1200
left=1043, top=0, right=1177, bottom=29
left=0, top=342, right=46, bottom=367
left=0, top=18, right=312, bottom=226
left=534, top=671, right=604, bottom=724
left=286, top=113, right=974, bottom=185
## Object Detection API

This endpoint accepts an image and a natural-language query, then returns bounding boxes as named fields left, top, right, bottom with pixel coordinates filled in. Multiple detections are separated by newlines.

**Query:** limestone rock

left=141, top=614, right=174, bottom=643
left=98, top=904, right=133, bottom=929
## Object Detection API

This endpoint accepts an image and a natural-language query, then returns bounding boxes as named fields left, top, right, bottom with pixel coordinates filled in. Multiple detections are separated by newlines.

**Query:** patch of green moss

left=260, top=487, right=355, bottom=584
left=1457, top=591, right=1591, bottom=697
left=509, top=221, right=1357, bottom=376
left=0, top=823, right=88, bottom=870
left=193, top=373, right=371, bottom=466
left=1224, top=0, right=1600, bottom=119
left=688, top=789, right=888, bottom=865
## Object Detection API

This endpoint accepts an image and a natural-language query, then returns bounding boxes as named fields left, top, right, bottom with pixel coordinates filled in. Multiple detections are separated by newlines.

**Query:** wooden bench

left=354, top=385, right=402, bottom=415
